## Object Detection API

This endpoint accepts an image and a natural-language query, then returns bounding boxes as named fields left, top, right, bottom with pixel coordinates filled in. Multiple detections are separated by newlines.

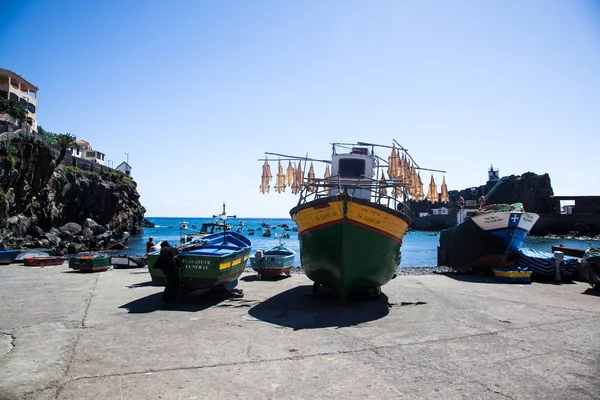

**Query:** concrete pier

left=1, top=263, right=599, bottom=399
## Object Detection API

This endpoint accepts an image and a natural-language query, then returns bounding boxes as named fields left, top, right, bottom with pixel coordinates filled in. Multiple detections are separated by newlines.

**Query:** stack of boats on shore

left=437, top=200, right=586, bottom=283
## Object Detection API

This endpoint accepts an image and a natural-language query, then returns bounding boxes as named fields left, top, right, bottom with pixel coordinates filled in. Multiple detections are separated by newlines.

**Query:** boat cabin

left=330, top=147, right=374, bottom=200
left=456, top=208, right=478, bottom=224
left=200, top=222, right=232, bottom=234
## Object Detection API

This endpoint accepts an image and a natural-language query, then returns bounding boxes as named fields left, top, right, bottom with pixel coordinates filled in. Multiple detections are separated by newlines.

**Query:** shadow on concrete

left=125, top=281, right=157, bottom=288
left=439, top=272, right=497, bottom=284
left=241, top=274, right=289, bottom=282
left=581, top=288, right=600, bottom=297
left=248, top=285, right=390, bottom=330
left=119, top=289, right=237, bottom=314
left=440, top=272, right=576, bottom=285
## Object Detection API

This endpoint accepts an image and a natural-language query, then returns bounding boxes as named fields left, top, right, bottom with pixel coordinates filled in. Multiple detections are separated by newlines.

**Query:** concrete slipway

left=0, top=263, right=599, bottom=400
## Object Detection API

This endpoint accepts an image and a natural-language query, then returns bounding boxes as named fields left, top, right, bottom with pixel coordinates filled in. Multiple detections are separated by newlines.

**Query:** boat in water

left=439, top=201, right=540, bottom=272
left=179, top=203, right=235, bottom=244
left=250, top=244, right=296, bottom=278
left=148, top=231, right=251, bottom=295
left=0, top=248, right=21, bottom=265
left=259, top=141, right=440, bottom=299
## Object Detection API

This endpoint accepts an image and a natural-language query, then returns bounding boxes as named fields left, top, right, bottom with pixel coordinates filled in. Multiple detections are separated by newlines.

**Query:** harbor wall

left=531, top=214, right=600, bottom=236
left=411, top=213, right=600, bottom=236
left=410, top=215, right=455, bottom=231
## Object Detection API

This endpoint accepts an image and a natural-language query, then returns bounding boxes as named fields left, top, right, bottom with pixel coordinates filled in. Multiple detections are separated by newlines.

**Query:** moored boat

left=250, top=245, right=296, bottom=278
left=24, top=256, right=66, bottom=267
left=69, top=254, right=111, bottom=272
left=439, top=202, right=540, bottom=273
left=148, top=231, right=251, bottom=294
left=0, top=248, right=21, bottom=265
left=259, top=141, right=439, bottom=299
left=179, top=203, right=235, bottom=245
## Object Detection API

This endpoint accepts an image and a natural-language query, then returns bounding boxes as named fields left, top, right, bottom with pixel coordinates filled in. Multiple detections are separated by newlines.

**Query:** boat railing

left=297, top=174, right=412, bottom=214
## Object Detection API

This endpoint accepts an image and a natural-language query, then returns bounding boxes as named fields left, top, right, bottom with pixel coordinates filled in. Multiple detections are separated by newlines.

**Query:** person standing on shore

left=145, top=236, right=155, bottom=254
left=153, top=241, right=181, bottom=304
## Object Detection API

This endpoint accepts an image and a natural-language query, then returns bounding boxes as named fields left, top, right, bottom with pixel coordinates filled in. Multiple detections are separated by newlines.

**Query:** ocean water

left=124, top=217, right=600, bottom=267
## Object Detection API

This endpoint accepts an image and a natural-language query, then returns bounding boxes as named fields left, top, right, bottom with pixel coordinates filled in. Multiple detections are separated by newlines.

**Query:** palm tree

left=54, top=133, right=77, bottom=166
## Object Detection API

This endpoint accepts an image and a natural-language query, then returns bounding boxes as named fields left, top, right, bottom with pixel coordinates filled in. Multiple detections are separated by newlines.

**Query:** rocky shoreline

left=0, top=131, right=147, bottom=254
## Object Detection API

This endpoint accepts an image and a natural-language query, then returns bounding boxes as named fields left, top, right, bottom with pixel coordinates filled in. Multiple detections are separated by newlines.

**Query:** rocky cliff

left=0, top=131, right=146, bottom=253
left=448, top=172, right=555, bottom=213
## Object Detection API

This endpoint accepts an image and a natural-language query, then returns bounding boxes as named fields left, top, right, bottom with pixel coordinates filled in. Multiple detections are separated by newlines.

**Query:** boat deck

left=182, top=246, right=244, bottom=257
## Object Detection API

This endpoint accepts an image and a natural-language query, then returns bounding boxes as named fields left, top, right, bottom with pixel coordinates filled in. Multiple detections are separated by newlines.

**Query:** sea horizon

left=124, top=217, right=600, bottom=268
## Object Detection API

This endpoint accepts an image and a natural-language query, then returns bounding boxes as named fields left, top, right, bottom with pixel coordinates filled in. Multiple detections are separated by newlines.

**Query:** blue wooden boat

left=250, top=245, right=296, bottom=278
left=0, top=249, right=21, bottom=265
left=148, top=231, right=251, bottom=294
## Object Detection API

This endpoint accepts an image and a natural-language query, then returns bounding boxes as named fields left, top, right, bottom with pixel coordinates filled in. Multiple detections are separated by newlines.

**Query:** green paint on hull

left=147, top=249, right=249, bottom=291
left=299, top=221, right=401, bottom=298
left=69, top=255, right=110, bottom=269
left=249, top=254, right=295, bottom=269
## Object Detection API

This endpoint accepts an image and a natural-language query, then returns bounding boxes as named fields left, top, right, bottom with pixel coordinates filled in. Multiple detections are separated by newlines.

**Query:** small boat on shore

left=24, top=256, right=65, bottom=267
left=515, top=247, right=580, bottom=282
left=0, top=248, right=22, bottom=265
left=14, top=250, right=50, bottom=263
left=148, top=231, right=251, bottom=294
left=250, top=245, right=295, bottom=278
left=439, top=202, right=539, bottom=273
left=259, top=140, right=430, bottom=299
left=69, top=254, right=111, bottom=272
left=582, top=245, right=600, bottom=290
left=492, top=268, right=531, bottom=283
left=110, top=255, right=145, bottom=269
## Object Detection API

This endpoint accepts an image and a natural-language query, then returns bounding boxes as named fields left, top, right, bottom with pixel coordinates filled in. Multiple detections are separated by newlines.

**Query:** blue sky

left=1, top=0, right=599, bottom=217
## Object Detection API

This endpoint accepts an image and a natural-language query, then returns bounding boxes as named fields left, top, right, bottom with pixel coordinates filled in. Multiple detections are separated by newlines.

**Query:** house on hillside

left=116, top=162, right=132, bottom=177
left=0, top=68, right=39, bottom=133
left=72, top=140, right=106, bottom=165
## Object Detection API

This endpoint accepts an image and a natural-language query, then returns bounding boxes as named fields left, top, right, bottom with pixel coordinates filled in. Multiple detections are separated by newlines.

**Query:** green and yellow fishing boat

left=147, top=231, right=251, bottom=293
left=260, top=141, right=441, bottom=299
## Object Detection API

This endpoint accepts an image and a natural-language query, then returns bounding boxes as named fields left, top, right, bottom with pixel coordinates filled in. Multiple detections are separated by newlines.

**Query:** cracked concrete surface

left=0, top=264, right=599, bottom=399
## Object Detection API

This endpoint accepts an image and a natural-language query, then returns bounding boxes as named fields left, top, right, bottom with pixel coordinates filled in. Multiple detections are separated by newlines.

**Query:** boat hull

left=290, top=195, right=410, bottom=298
left=148, top=232, right=251, bottom=292
left=439, top=211, right=539, bottom=272
left=110, top=255, right=145, bottom=268
left=69, top=255, right=111, bottom=272
left=148, top=250, right=250, bottom=289
left=250, top=247, right=295, bottom=277
left=24, top=257, right=65, bottom=267
left=493, top=268, right=532, bottom=283
left=0, top=250, right=21, bottom=265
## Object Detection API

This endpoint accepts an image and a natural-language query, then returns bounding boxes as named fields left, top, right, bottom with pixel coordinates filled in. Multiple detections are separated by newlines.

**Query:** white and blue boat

left=0, top=248, right=21, bottom=265
left=439, top=203, right=539, bottom=272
